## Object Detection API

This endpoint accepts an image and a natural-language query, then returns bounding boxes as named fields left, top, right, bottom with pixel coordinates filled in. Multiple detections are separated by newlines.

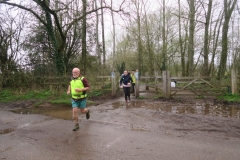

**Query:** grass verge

left=0, top=88, right=111, bottom=107
left=218, top=93, right=240, bottom=102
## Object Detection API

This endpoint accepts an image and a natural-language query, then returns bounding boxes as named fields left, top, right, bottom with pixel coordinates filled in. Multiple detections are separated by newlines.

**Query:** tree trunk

left=94, top=0, right=101, bottom=75
left=235, top=18, right=240, bottom=73
left=136, top=0, right=143, bottom=73
left=162, top=0, right=167, bottom=71
left=203, top=0, right=212, bottom=76
left=111, top=0, right=116, bottom=71
left=209, top=12, right=223, bottom=76
left=0, top=33, right=8, bottom=88
left=82, top=0, right=87, bottom=75
left=184, top=21, right=189, bottom=76
left=143, top=0, right=154, bottom=75
left=218, top=0, right=237, bottom=79
left=45, top=0, right=65, bottom=75
left=178, top=0, right=185, bottom=76
left=187, top=0, right=195, bottom=76
left=101, top=0, right=106, bottom=74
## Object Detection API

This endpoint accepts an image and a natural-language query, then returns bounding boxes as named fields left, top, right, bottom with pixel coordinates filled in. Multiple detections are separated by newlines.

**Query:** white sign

left=135, top=72, right=139, bottom=80
left=111, top=72, right=115, bottom=77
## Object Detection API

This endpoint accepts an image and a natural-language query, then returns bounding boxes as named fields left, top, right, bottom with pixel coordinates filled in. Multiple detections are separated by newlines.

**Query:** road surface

left=0, top=97, right=240, bottom=160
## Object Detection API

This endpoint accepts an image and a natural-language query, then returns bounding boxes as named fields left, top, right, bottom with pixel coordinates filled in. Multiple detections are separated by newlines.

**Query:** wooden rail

left=41, top=75, right=118, bottom=96
left=137, top=71, right=230, bottom=97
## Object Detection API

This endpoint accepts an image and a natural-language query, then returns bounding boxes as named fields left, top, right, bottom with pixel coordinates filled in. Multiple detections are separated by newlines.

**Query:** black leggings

left=131, top=83, right=135, bottom=93
left=123, top=87, right=131, bottom=101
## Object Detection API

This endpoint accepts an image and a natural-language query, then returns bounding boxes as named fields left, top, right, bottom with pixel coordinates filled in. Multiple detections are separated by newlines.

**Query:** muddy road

left=1, top=92, right=240, bottom=160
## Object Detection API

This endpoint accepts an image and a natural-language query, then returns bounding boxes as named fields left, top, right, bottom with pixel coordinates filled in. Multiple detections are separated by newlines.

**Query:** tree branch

left=0, top=1, right=47, bottom=27
left=35, top=0, right=66, bottom=41
left=170, top=12, right=206, bottom=24
left=65, top=6, right=122, bottom=34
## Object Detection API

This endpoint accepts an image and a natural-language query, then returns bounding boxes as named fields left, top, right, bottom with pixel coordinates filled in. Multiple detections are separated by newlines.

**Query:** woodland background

left=0, top=0, right=240, bottom=89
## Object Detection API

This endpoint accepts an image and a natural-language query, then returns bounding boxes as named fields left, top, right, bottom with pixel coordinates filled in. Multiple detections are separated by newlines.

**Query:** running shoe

left=73, top=123, right=79, bottom=131
left=86, top=110, right=90, bottom=120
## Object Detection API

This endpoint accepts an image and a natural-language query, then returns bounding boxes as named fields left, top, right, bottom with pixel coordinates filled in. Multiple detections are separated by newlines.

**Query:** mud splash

left=0, top=128, right=15, bottom=135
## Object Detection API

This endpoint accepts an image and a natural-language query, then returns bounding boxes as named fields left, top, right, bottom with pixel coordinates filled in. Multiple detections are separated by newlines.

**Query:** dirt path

left=0, top=87, right=240, bottom=160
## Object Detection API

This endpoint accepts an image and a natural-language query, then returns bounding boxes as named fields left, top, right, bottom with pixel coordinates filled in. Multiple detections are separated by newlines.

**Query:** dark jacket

left=120, top=74, right=133, bottom=86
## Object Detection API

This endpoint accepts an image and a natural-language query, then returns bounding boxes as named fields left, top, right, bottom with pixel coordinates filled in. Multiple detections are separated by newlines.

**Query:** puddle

left=0, top=128, right=15, bottom=135
left=160, top=105, right=240, bottom=118
left=11, top=102, right=240, bottom=119
left=11, top=107, right=73, bottom=120
left=111, top=101, right=240, bottom=118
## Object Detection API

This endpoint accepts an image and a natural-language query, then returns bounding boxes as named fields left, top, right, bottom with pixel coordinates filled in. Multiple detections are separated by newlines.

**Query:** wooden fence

left=39, top=69, right=240, bottom=98
left=42, top=75, right=119, bottom=96
left=43, top=77, right=69, bottom=91
left=137, top=71, right=234, bottom=97
left=2, top=69, right=238, bottom=98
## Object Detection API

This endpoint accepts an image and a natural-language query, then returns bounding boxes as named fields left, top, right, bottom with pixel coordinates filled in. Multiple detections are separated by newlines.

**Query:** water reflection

left=111, top=101, right=240, bottom=118
left=11, top=107, right=73, bottom=120
left=11, top=102, right=240, bottom=119
left=160, top=104, right=240, bottom=118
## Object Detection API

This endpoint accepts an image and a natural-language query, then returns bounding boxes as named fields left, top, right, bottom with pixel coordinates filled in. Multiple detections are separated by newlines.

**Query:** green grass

left=0, top=89, right=56, bottom=102
left=0, top=88, right=107, bottom=106
left=196, top=95, right=205, bottom=99
left=0, top=89, right=68, bottom=103
left=218, top=93, right=240, bottom=102
left=88, top=91, right=103, bottom=97
left=137, top=96, right=145, bottom=99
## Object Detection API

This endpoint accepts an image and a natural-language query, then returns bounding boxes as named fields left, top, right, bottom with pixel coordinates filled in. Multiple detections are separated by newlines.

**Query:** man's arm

left=67, top=84, right=71, bottom=94
left=82, top=77, right=90, bottom=91
left=75, top=77, right=90, bottom=92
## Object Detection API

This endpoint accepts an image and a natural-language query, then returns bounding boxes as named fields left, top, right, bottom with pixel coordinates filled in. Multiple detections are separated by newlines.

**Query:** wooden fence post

left=231, top=68, right=238, bottom=94
left=155, top=71, right=158, bottom=90
left=162, top=71, right=171, bottom=97
left=146, top=72, right=149, bottom=90
left=111, top=72, right=116, bottom=96
left=135, top=71, right=140, bottom=98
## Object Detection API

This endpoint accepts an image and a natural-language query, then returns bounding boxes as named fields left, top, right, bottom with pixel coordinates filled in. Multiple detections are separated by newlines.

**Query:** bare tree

left=143, top=0, right=154, bottom=75
left=82, top=0, right=87, bottom=75
left=162, top=0, right=167, bottom=71
left=111, top=0, right=116, bottom=71
left=218, top=0, right=238, bottom=79
left=101, top=0, right=106, bottom=74
left=0, top=11, right=25, bottom=87
left=178, top=0, right=186, bottom=76
left=94, top=0, right=101, bottom=75
left=208, top=10, right=223, bottom=76
left=0, top=0, right=123, bottom=75
left=187, top=0, right=196, bottom=76
left=136, top=0, right=143, bottom=73
left=202, top=0, right=213, bottom=76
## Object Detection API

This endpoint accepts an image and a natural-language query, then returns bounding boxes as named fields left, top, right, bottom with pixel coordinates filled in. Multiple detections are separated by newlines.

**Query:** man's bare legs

left=73, top=108, right=89, bottom=122
left=81, top=108, right=90, bottom=120
left=73, top=108, right=78, bottom=123
left=73, top=108, right=79, bottom=131
left=72, top=107, right=90, bottom=131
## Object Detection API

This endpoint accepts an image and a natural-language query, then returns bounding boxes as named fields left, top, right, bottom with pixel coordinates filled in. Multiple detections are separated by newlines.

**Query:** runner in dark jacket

left=120, top=70, right=133, bottom=103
